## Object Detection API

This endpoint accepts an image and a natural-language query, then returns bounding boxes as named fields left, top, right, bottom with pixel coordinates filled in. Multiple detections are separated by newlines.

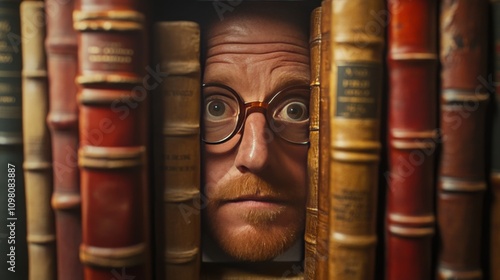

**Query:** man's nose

left=234, top=112, right=272, bottom=174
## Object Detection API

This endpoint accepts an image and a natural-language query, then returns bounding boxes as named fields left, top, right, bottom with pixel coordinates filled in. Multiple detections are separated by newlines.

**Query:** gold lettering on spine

left=87, top=45, right=134, bottom=64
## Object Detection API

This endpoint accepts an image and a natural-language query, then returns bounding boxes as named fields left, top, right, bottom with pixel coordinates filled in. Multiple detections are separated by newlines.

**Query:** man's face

left=202, top=12, right=310, bottom=261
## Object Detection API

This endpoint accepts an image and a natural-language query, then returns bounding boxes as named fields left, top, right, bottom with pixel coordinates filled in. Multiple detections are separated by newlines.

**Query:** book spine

left=437, top=0, right=489, bottom=279
left=45, top=0, right=83, bottom=279
left=153, top=21, right=201, bottom=280
left=0, top=0, right=28, bottom=279
left=20, top=2, right=57, bottom=279
left=74, top=1, right=149, bottom=279
left=304, top=7, right=321, bottom=280
left=491, top=1, right=500, bottom=279
left=328, top=0, right=384, bottom=278
left=315, top=1, right=331, bottom=279
left=385, top=0, right=438, bottom=279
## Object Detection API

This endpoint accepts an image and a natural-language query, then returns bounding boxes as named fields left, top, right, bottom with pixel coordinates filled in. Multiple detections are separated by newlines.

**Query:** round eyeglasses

left=202, top=83, right=310, bottom=145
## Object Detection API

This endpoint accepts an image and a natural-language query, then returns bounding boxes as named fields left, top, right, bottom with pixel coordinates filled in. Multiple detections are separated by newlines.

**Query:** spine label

left=336, top=64, right=381, bottom=119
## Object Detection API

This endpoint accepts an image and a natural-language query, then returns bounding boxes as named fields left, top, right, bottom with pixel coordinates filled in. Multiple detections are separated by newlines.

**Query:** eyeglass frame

left=201, top=82, right=311, bottom=145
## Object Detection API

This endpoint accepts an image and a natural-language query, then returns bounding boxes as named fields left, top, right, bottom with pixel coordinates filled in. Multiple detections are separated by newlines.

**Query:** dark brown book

left=385, top=0, right=438, bottom=279
left=74, top=1, right=150, bottom=279
left=327, top=0, right=384, bottom=278
left=153, top=21, right=201, bottom=280
left=0, top=0, right=28, bottom=278
left=315, top=1, right=331, bottom=279
left=437, top=0, right=489, bottom=279
left=45, top=0, right=83, bottom=279
left=304, top=7, right=321, bottom=280
left=21, top=1, right=57, bottom=279
left=491, top=1, right=500, bottom=279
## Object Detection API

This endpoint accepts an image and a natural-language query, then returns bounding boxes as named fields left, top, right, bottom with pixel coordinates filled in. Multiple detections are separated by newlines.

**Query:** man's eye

left=207, top=100, right=226, bottom=117
left=278, top=101, right=308, bottom=121
left=204, top=95, right=237, bottom=121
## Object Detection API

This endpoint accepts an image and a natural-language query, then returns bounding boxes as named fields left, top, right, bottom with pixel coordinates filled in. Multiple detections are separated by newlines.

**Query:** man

left=201, top=2, right=312, bottom=262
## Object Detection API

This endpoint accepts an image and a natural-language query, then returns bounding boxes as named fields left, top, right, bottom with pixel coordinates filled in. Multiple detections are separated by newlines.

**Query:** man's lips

left=222, top=195, right=287, bottom=205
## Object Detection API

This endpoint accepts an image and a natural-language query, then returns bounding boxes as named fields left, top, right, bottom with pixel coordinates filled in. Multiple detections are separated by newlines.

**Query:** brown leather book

left=0, top=0, right=29, bottom=278
left=304, top=7, right=321, bottom=280
left=153, top=21, right=201, bottom=280
left=491, top=1, right=500, bottom=279
left=201, top=262, right=304, bottom=280
left=315, top=1, right=331, bottom=279
left=437, top=0, right=489, bottom=279
left=385, top=0, right=438, bottom=279
left=74, top=1, right=150, bottom=279
left=327, top=0, right=384, bottom=278
left=45, top=0, right=83, bottom=279
left=20, top=1, right=57, bottom=279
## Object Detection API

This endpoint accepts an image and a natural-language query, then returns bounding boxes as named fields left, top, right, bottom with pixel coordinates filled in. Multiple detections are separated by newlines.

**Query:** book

left=20, top=1, right=57, bottom=279
left=304, top=7, right=321, bottom=280
left=385, top=0, right=438, bottom=279
left=327, top=0, right=384, bottom=278
left=492, top=1, right=500, bottom=279
left=153, top=21, right=201, bottom=280
left=437, top=0, right=489, bottom=279
left=74, top=1, right=150, bottom=279
left=315, top=1, right=331, bottom=279
left=0, top=0, right=28, bottom=278
left=45, top=0, right=83, bottom=279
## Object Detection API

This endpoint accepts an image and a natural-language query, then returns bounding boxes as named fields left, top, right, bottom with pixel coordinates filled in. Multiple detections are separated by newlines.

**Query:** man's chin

left=211, top=223, right=299, bottom=262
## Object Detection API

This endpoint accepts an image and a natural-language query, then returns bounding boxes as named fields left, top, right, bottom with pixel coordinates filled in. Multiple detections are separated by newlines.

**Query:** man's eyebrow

left=272, top=73, right=310, bottom=90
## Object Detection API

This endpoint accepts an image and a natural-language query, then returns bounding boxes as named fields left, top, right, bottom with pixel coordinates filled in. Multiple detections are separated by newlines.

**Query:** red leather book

left=437, top=0, right=489, bottom=279
left=74, top=1, right=150, bottom=279
left=45, top=0, right=83, bottom=279
left=386, top=0, right=438, bottom=279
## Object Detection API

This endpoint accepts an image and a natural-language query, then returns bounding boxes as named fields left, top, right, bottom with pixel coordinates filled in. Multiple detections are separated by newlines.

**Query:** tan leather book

left=45, top=0, right=83, bottom=279
left=304, top=7, right=321, bottom=280
left=385, top=0, right=438, bottom=279
left=74, top=1, right=150, bottom=279
left=437, top=0, right=489, bottom=279
left=327, top=0, right=384, bottom=278
left=201, top=262, right=304, bottom=280
left=315, top=1, right=331, bottom=279
left=20, top=1, right=57, bottom=279
left=153, top=21, right=201, bottom=280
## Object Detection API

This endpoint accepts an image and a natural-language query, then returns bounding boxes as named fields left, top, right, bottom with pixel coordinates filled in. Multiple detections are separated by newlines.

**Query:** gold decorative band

left=74, top=20, right=143, bottom=32
left=51, top=192, right=81, bottom=210
left=80, top=243, right=146, bottom=268
left=389, top=213, right=435, bottom=225
left=440, top=177, right=486, bottom=192
left=333, top=140, right=381, bottom=151
left=391, top=140, right=435, bottom=150
left=390, top=52, right=438, bottom=60
left=77, top=74, right=142, bottom=86
left=391, top=129, right=438, bottom=139
left=331, top=232, right=377, bottom=247
left=23, top=161, right=52, bottom=171
left=332, top=150, right=380, bottom=162
left=388, top=225, right=434, bottom=237
left=0, top=131, right=22, bottom=145
left=74, top=10, right=144, bottom=23
left=442, top=90, right=489, bottom=102
left=27, top=233, right=56, bottom=244
left=438, top=268, right=482, bottom=279
left=163, top=125, right=199, bottom=136
left=163, top=189, right=199, bottom=203
left=79, top=146, right=145, bottom=169
left=0, top=71, right=22, bottom=77
left=165, top=248, right=199, bottom=264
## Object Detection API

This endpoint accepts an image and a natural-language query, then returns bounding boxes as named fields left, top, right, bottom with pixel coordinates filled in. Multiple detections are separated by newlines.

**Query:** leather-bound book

left=385, top=0, right=438, bottom=279
left=21, top=1, right=57, bottom=279
left=304, top=7, right=321, bottom=280
left=74, top=0, right=150, bottom=279
left=0, top=0, right=28, bottom=279
left=491, top=1, right=500, bottom=279
left=153, top=21, right=201, bottom=280
left=437, top=0, right=489, bottom=279
left=45, top=0, right=83, bottom=279
left=315, top=1, right=331, bottom=279
left=327, top=0, right=384, bottom=278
